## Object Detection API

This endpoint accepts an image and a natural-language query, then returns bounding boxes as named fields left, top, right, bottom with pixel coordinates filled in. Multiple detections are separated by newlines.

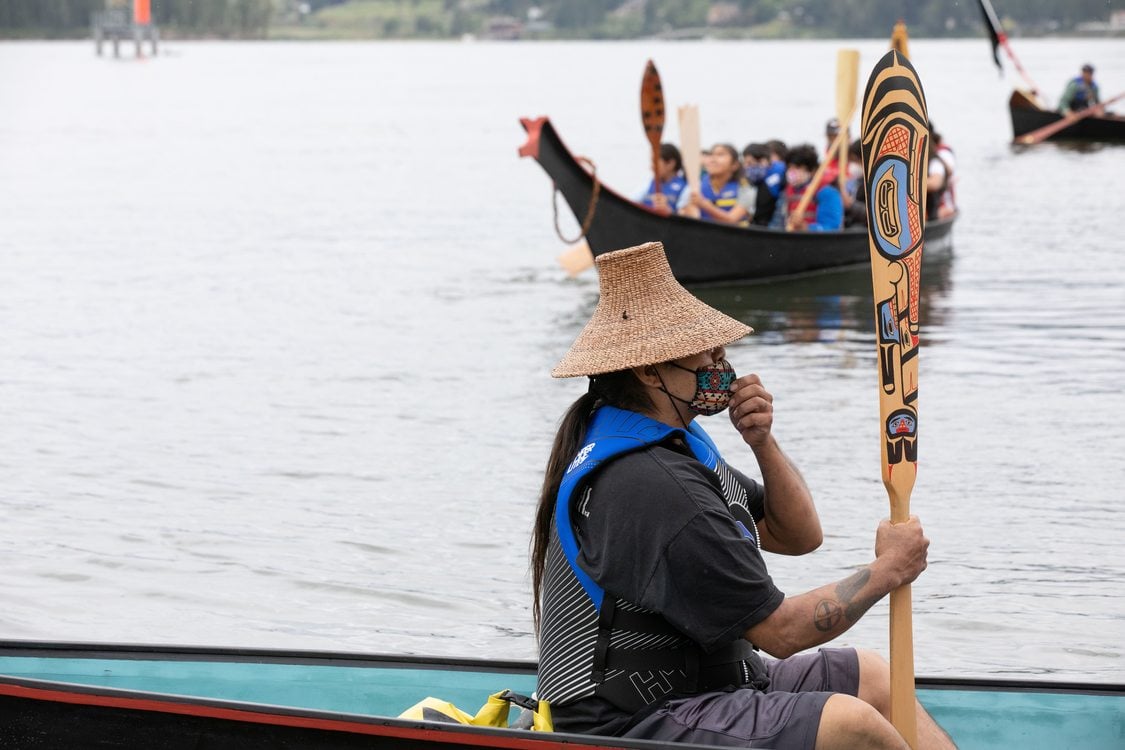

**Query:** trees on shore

left=0, top=0, right=1116, bottom=40
left=0, top=0, right=271, bottom=38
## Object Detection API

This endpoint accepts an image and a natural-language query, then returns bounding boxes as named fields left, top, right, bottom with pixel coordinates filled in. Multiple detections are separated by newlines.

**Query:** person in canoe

left=742, top=142, right=785, bottom=228
left=532, top=242, right=955, bottom=749
left=637, top=143, right=689, bottom=217
left=1059, top=63, right=1100, bottom=114
left=782, top=144, right=844, bottom=232
left=681, top=143, right=752, bottom=225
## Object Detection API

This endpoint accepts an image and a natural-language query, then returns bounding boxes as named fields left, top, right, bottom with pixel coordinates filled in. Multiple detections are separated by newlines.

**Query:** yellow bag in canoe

left=399, top=689, right=552, bottom=732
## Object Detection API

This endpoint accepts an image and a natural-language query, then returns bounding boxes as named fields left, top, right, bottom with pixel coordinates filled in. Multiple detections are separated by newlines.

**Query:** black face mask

left=658, top=359, right=737, bottom=416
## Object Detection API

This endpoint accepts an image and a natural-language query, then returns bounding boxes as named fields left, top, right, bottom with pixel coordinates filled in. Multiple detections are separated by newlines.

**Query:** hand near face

left=728, top=374, right=773, bottom=449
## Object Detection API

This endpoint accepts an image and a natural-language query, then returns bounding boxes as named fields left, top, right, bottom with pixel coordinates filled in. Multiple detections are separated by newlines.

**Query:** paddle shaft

left=1016, top=90, right=1125, bottom=144
left=978, top=0, right=1042, bottom=97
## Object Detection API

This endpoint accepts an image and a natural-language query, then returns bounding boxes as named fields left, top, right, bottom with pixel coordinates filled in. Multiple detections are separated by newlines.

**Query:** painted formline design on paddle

left=861, top=50, right=929, bottom=478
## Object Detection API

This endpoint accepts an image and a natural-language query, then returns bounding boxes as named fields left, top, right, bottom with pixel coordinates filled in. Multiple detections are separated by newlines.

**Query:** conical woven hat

left=552, top=242, right=753, bottom=378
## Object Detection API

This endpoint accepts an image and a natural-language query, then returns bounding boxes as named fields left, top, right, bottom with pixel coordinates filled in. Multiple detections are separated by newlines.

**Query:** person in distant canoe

left=742, top=142, right=786, bottom=228
left=782, top=144, right=843, bottom=232
left=764, top=139, right=789, bottom=228
left=681, top=143, right=751, bottom=225
left=1059, top=63, right=1100, bottom=114
left=532, top=241, right=957, bottom=750
left=821, top=117, right=847, bottom=186
left=637, top=143, right=689, bottom=217
left=842, top=140, right=867, bottom=228
left=926, top=124, right=957, bottom=221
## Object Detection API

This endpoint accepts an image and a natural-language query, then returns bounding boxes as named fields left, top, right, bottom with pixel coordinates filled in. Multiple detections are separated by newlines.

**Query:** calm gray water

left=0, top=39, right=1122, bottom=684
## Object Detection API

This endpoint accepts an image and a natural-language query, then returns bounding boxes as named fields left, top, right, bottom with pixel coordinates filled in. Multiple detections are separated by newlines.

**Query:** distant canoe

left=518, top=116, right=956, bottom=285
left=1010, top=89, right=1125, bottom=143
left=1, top=640, right=1123, bottom=749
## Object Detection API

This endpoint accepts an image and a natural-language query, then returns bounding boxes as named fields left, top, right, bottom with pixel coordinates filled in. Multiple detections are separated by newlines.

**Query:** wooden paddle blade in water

left=641, top=60, right=665, bottom=182
left=860, top=48, right=930, bottom=750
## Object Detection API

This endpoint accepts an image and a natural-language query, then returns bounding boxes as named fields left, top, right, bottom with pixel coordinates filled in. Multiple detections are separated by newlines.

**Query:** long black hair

left=530, top=370, right=653, bottom=632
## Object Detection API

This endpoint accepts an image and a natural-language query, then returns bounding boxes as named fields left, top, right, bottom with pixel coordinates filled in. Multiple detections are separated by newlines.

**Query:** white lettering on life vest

left=567, top=442, right=596, bottom=473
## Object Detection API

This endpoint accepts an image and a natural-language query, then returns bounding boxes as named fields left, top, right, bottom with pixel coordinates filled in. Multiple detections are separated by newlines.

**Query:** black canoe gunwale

left=518, top=116, right=956, bottom=286
left=1009, top=89, right=1125, bottom=143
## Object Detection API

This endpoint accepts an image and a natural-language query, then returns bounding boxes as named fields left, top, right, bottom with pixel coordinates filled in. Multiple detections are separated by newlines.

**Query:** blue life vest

left=555, top=405, right=754, bottom=611
left=699, top=176, right=743, bottom=223
left=1069, top=76, right=1099, bottom=110
left=640, top=175, right=688, bottom=209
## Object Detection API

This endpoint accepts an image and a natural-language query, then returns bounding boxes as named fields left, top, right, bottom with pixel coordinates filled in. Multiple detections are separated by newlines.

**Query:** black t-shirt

left=555, top=440, right=785, bottom=734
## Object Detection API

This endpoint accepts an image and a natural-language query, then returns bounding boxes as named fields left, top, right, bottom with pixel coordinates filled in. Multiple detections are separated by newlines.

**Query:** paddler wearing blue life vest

left=1059, top=63, right=1100, bottom=114
left=637, top=143, right=689, bottom=217
left=531, top=241, right=955, bottom=750
left=681, top=143, right=752, bottom=225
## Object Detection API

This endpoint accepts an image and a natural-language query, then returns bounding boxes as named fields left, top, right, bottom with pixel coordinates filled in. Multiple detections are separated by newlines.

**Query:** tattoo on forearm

left=813, top=568, right=881, bottom=632
left=814, top=600, right=843, bottom=631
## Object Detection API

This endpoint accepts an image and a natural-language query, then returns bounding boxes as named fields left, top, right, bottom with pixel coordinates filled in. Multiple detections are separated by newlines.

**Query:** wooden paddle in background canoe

left=1015, top=90, right=1125, bottom=145
left=836, top=49, right=860, bottom=196
left=557, top=60, right=666, bottom=276
left=977, top=0, right=1043, bottom=103
left=891, top=20, right=910, bottom=58
left=678, top=104, right=702, bottom=219
left=641, top=59, right=665, bottom=191
left=860, top=48, right=931, bottom=749
left=787, top=107, right=854, bottom=231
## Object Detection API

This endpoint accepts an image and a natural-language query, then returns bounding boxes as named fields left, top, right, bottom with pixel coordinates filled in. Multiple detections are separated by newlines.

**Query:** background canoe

left=1, top=640, right=1122, bottom=750
left=519, top=116, right=956, bottom=286
left=1009, top=90, right=1125, bottom=143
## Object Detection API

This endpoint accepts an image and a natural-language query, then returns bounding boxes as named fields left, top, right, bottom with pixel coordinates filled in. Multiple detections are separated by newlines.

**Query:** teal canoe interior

left=0, top=655, right=1122, bottom=750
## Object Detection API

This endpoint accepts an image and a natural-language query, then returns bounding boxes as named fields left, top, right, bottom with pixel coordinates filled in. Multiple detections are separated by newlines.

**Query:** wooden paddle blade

left=641, top=59, right=665, bottom=180
left=557, top=240, right=594, bottom=276
left=861, top=49, right=929, bottom=749
left=861, top=49, right=929, bottom=517
left=837, top=49, right=860, bottom=124
left=836, top=49, right=860, bottom=194
left=890, top=20, right=911, bottom=58
left=678, top=104, right=702, bottom=196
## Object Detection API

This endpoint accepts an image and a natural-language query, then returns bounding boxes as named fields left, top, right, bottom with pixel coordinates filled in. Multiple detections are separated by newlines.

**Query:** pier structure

left=93, top=0, right=158, bottom=58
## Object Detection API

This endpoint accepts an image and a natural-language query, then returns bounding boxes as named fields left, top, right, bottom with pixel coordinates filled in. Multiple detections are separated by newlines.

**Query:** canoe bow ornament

left=862, top=50, right=929, bottom=482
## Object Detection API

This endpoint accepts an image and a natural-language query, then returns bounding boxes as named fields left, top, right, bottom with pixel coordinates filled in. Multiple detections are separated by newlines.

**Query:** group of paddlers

left=638, top=117, right=957, bottom=232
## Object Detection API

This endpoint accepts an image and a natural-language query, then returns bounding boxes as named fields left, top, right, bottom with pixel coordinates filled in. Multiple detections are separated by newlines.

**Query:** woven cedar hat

left=552, top=242, right=753, bottom=378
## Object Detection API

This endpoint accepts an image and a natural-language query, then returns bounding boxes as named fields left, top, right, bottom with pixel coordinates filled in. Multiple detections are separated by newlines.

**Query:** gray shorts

left=622, top=648, right=860, bottom=749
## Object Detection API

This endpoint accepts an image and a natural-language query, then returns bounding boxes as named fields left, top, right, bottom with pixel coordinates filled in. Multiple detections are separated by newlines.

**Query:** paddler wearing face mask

left=531, top=242, right=952, bottom=750
left=782, top=143, right=844, bottom=232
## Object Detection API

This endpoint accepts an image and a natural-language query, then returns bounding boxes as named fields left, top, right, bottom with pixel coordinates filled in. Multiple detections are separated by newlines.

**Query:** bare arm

left=728, top=374, right=822, bottom=555
left=746, top=516, right=929, bottom=658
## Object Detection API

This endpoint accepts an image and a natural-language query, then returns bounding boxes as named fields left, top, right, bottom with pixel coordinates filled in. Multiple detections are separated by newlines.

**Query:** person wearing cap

left=531, top=242, right=955, bottom=749
left=1059, top=64, right=1100, bottom=114
left=822, top=118, right=846, bottom=186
